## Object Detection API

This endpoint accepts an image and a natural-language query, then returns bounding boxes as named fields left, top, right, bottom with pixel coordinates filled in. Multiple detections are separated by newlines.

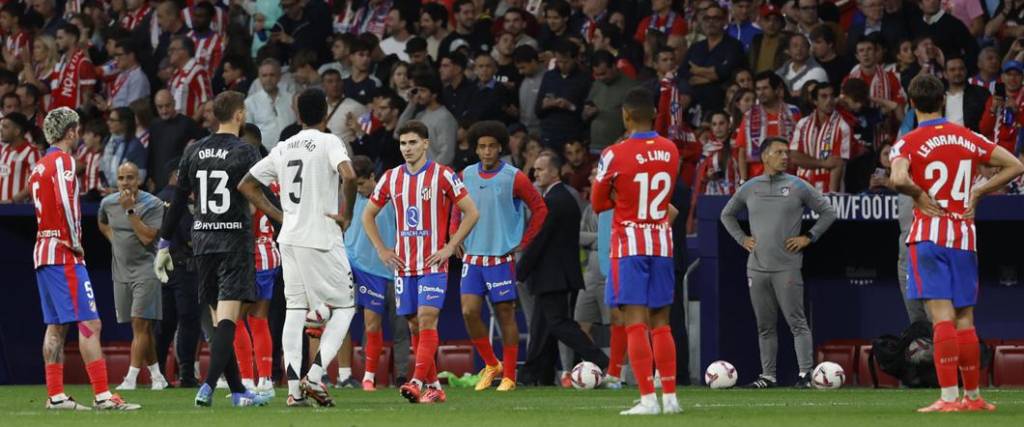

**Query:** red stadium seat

left=856, top=345, right=899, bottom=388
left=63, top=342, right=132, bottom=385
left=993, top=345, right=1024, bottom=387
left=436, top=345, right=474, bottom=377
left=352, top=345, right=393, bottom=387
left=815, top=343, right=857, bottom=386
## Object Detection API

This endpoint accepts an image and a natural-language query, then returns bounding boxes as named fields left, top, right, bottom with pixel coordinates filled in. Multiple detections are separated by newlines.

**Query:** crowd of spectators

left=1, top=0, right=1024, bottom=231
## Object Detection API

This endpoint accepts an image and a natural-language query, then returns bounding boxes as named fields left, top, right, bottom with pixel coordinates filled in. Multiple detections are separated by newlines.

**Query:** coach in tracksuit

left=720, top=137, right=837, bottom=389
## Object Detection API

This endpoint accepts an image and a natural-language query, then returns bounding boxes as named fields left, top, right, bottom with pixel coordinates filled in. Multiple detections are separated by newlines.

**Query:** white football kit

left=249, top=128, right=355, bottom=309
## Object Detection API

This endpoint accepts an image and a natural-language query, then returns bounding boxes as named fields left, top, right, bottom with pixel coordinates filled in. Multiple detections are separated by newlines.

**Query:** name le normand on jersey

left=893, top=132, right=991, bottom=158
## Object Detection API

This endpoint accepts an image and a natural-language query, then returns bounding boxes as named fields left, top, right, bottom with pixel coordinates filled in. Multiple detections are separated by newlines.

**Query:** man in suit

left=845, top=0, right=907, bottom=63
left=517, top=151, right=609, bottom=385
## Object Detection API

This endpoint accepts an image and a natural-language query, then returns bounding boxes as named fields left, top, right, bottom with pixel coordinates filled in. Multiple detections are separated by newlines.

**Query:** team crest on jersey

left=0, top=165, right=9, bottom=175
left=62, top=170, right=75, bottom=181
left=780, top=187, right=790, bottom=196
left=420, top=187, right=432, bottom=201
left=405, top=206, right=420, bottom=227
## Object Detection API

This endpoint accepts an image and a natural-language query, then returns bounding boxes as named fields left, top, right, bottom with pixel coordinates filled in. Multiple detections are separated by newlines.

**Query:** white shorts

left=280, top=242, right=355, bottom=309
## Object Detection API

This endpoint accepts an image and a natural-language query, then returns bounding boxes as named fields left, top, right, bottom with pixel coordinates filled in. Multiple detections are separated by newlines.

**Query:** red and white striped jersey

left=48, top=50, right=96, bottom=110
left=4, top=31, right=29, bottom=59
left=189, top=30, right=224, bottom=71
left=591, top=131, right=680, bottom=259
left=968, top=75, right=998, bottom=94
left=0, top=141, right=41, bottom=201
left=889, top=118, right=996, bottom=252
left=789, top=111, right=853, bottom=193
left=120, top=5, right=152, bottom=31
left=74, top=143, right=103, bottom=194
left=29, top=147, right=85, bottom=268
left=370, top=161, right=469, bottom=276
left=253, top=183, right=281, bottom=271
left=169, top=58, right=212, bottom=118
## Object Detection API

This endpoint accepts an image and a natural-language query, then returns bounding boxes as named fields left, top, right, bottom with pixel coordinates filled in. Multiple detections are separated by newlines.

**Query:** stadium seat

left=63, top=342, right=132, bottom=385
left=993, top=345, right=1024, bottom=387
left=815, top=343, right=857, bottom=385
left=436, top=345, right=475, bottom=377
left=352, top=345, right=393, bottom=386
left=856, top=345, right=899, bottom=388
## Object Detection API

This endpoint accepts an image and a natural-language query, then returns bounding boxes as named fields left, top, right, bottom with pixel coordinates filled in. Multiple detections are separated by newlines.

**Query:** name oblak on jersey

left=197, top=148, right=229, bottom=159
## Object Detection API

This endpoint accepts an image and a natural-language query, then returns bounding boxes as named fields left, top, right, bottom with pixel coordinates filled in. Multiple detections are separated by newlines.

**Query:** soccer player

left=31, top=107, right=139, bottom=410
left=457, top=121, right=547, bottom=392
left=233, top=124, right=278, bottom=395
left=240, top=88, right=358, bottom=407
left=153, top=91, right=270, bottom=407
left=591, top=87, right=680, bottom=415
left=889, top=75, right=1024, bottom=413
left=345, top=155, right=398, bottom=391
left=362, top=120, right=479, bottom=404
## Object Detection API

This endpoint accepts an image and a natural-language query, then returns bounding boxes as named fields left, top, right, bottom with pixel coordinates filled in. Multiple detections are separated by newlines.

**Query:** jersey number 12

left=633, top=172, right=671, bottom=220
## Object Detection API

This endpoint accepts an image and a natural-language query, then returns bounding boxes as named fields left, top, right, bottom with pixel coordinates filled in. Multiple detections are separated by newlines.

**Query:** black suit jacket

left=516, top=182, right=584, bottom=295
left=961, top=84, right=990, bottom=133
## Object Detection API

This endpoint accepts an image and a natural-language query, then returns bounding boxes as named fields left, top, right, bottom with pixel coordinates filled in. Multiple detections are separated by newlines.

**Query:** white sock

left=242, top=378, right=256, bottom=389
left=283, top=309, right=306, bottom=398
left=95, top=391, right=112, bottom=401
left=410, top=378, right=423, bottom=388
left=50, top=393, right=68, bottom=402
left=965, top=388, right=980, bottom=399
left=662, top=393, right=678, bottom=407
left=338, top=367, right=352, bottom=382
left=307, top=308, right=356, bottom=382
left=427, top=381, right=441, bottom=389
left=148, top=363, right=164, bottom=379
left=258, top=377, right=272, bottom=389
left=941, top=386, right=960, bottom=402
left=363, top=371, right=376, bottom=382
left=640, top=393, right=658, bottom=406
left=125, top=366, right=140, bottom=382
left=194, top=361, right=201, bottom=380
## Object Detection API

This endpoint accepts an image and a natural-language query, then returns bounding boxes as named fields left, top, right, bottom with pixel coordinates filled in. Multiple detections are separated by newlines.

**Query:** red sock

left=471, top=337, right=499, bottom=366
left=247, top=316, right=272, bottom=379
left=651, top=326, right=677, bottom=393
left=626, top=323, right=655, bottom=395
left=365, top=331, right=383, bottom=376
left=957, top=327, right=980, bottom=391
left=413, top=329, right=438, bottom=382
left=233, top=321, right=254, bottom=380
left=607, top=325, right=627, bottom=378
left=85, top=359, right=109, bottom=396
left=933, top=321, right=960, bottom=389
left=503, top=344, right=518, bottom=380
left=45, top=363, right=64, bottom=397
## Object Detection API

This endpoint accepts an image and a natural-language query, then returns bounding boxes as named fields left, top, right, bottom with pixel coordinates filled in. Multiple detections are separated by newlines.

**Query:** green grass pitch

left=2, top=385, right=1022, bottom=426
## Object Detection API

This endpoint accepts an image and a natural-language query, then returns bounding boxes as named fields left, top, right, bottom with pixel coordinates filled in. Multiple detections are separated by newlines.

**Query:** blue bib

left=462, top=163, right=525, bottom=256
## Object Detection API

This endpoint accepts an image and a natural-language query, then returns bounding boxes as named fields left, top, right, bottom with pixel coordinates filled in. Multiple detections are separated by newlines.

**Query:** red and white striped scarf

left=744, top=103, right=796, bottom=161
left=801, top=110, right=842, bottom=171
left=849, top=64, right=892, bottom=102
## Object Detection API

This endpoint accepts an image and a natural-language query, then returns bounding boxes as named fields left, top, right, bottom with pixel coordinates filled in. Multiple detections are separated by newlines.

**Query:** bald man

left=98, top=162, right=168, bottom=390
left=148, top=89, right=206, bottom=191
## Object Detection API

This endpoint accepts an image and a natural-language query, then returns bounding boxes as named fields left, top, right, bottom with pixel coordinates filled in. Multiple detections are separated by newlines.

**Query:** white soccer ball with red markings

left=704, top=360, right=737, bottom=389
left=812, top=362, right=845, bottom=389
left=570, top=361, right=603, bottom=390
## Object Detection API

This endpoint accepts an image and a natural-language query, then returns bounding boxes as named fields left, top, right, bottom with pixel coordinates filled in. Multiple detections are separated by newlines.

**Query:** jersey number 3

left=633, top=172, right=672, bottom=220
left=287, top=160, right=303, bottom=203
left=196, top=170, right=230, bottom=214
left=924, top=159, right=971, bottom=208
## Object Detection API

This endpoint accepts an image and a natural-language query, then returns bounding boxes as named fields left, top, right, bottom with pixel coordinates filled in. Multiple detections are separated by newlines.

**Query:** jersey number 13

left=196, top=170, right=230, bottom=214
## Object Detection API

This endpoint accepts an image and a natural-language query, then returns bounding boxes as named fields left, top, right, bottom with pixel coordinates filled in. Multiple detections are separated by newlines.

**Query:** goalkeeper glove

left=154, top=238, right=174, bottom=283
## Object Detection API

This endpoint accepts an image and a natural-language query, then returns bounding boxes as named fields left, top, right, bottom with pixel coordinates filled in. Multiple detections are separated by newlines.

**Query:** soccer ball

left=570, top=361, right=603, bottom=390
left=811, top=362, right=845, bottom=389
left=906, top=337, right=933, bottom=364
left=704, top=360, right=738, bottom=389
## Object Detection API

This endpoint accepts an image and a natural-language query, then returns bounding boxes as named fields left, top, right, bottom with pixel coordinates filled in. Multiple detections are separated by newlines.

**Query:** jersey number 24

left=924, top=159, right=971, bottom=208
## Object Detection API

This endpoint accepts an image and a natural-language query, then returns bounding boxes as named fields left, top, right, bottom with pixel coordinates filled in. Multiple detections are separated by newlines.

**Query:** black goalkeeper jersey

left=160, top=133, right=260, bottom=255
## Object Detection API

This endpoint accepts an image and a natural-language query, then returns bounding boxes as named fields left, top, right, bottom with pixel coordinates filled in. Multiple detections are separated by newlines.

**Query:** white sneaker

left=46, top=396, right=91, bottom=410
left=256, top=380, right=275, bottom=398
left=94, top=394, right=141, bottom=411
left=662, top=396, right=682, bottom=414
left=151, top=376, right=169, bottom=390
left=620, top=400, right=661, bottom=416
left=115, top=380, right=137, bottom=391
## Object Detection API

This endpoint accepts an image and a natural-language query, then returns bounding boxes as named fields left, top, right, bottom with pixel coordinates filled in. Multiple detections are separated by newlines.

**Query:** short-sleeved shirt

left=99, top=190, right=164, bottom=283
left=176, top=133, right=261, bottom=255
left=249, top=129, right=350, bottom=251
left=888, top=118, right=996, bottom=251
left=369, top=160, right=468, bottom=276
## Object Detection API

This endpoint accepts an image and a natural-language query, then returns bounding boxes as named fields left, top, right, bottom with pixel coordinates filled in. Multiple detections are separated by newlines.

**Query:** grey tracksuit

left=720, top=173, right=836, bottom=378
left=896, top=195, right=929, bottom=324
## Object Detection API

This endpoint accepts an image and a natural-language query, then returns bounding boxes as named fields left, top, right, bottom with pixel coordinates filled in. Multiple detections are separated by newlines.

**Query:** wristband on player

left=158, top=238, right=172, bottom=250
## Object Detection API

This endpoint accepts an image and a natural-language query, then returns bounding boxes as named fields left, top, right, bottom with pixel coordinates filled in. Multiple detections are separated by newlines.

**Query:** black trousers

left=522, top=290, right=609, bottom=385
left=155, top=262, right=202, bottom=380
